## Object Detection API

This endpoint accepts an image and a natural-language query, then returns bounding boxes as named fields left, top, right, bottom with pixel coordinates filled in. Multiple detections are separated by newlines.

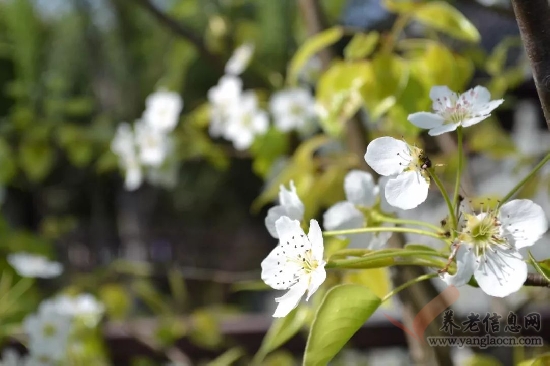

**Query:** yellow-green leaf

left=207, top=347, right=245, bottom=366
left=412, top=1, right=480, bottom=42
left=287, top=27, right=343, bottom=85
left=303, top=284, right=381, bottom=366
left=253, top=307, right=309, bottom=363
left=344, top=32, right=379, bottom=61
left=528, top=251, right=550, bottom=282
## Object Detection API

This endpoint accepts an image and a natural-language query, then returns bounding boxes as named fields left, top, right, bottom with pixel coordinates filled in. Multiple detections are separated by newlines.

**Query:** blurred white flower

left=265, top=180, right=305, bottom=238
left=41, top=294, right=105, bottom=327
left=442, top=199, right=548, bottom=297
left=7, top=253, right=62, bottom=278
left=224, top=91, right=268, bottom=150
left=365, top=136, right=430, bottom=210
left=408, top=85, right=503, bottom=136
left=225, top=42, right=254, bottom=75
left=0, top=349, right=29, bottom=366
left=269, top=87, right=317, bottom=133
left=207, top=75, right=243, bottom=137
left=512, top=99, right=550, bottom=157
left=261, top=217, right=326, bottom=317
left=23, top=306, right=72, bottom=363
left=134, top=119, right=172, bottom=167
left=323, top=170, right=392, bottom=249
left=142, top=89, right=183, bottom=133
left=111, top=123, right=143, bottom=191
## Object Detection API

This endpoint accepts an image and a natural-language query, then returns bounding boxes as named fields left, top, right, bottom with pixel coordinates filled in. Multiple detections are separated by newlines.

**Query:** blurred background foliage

left=0, top=0, right=547, bottom=365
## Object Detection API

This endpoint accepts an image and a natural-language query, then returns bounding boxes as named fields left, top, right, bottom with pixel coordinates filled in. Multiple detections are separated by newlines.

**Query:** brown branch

left=131, top=0, right=224, bottom=70
left=524, top=273, right=550, bottom=288
left=511, top=0, right=550, bottom=130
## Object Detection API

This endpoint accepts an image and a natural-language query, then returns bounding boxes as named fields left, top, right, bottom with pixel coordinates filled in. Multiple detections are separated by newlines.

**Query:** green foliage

left=344, top=32, right=379, bottom=61
left=303, top=284, right=381, bottom=366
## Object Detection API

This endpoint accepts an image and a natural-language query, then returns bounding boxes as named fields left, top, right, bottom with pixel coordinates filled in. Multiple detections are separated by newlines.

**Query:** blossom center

left=397, top=145, right=431, bottom=178
left=434, top=91, right=476, bottom=125
left=43, top=323, right=58, bottom=338
left=459, top=212, right=508, bottom=259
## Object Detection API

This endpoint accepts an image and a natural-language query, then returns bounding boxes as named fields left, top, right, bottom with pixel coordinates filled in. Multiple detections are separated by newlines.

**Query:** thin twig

left=511, top=0, right=550, bottom=130
left=131, top=0, right=224, bottom=70
left=524, top=273, right=550, bottom=288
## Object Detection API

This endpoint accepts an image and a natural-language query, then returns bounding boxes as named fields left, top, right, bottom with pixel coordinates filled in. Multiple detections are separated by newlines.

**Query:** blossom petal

left=323, top=202, right=372, bottom=248
left=364, top=137, right=408, bottom=176
left=499, top=199, right=548, bottom=249
left=408, top=112, right=445, bottom=129
left=272, top=279, right=309, bottom=317
left=472, top=99, right=504, bottom=118
left=474, top=248, right=527, bottom=297
left=461, top=115, right=490, bottom=128
left=307, top=219, right=324, bottom=262
left=385, top=171, right=429, bottom=210
left=261, top=244, right=300, bottom=290
left=279, top=181, right=305, bottom=220
left=306, top=266, right=326, bottom=301
left=441, top=245, right=476, bottom=287
left=429, top=86, right=455, bottom=102
left=378, top=176, right=396, bottom=213
left=428, top=123, right=459, bottom=136
left=265, top=206, right=288, bottom=238
left=344, top=170, right=378, bottom=207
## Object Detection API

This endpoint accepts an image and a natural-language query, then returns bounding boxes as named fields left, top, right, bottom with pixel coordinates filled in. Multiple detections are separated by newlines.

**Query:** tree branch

left=131, top=0, right=224, bottom=70
left=524, top=273, right=550, bottom=288
left=511, top=0, right=550, bottom=130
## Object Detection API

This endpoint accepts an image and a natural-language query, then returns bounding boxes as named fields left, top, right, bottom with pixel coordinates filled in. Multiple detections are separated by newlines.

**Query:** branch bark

left=511, top=0, right=550, bottom=130
left=131, top=0, right=224, bottom=71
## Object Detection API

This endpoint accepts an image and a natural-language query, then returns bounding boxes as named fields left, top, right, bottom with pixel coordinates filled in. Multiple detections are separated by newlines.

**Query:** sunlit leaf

left=412, top=1, right=480, bottom=42
left=344, top=32, right=379, bottom=61
left=303, top=284, right=381, bottom=365
left=287, top=27, right=343, bottom=85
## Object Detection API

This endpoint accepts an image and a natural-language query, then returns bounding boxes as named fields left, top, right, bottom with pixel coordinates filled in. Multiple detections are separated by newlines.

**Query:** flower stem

left=323, top=226, right=445, bottom=240
left=326, top=249, right=449, bottom=269
left=373, top=213, right=444, bottom=233
left=428, top=168, right=456, bottom=234
left=381, top=272, right=440, bottom=302
left=498, top=151, right=550, bottom=207
left=453, top=127, right=464, bottom=214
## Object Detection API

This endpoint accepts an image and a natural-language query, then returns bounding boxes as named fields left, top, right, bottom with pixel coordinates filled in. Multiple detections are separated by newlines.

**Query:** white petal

left=378, top=176, right=396, bottom=213
left=429, top=85, right=455, bottom=101
left=272, top=279, right=309, bottom=317
left=474, top=248, right=527, bottom=297
left=253, top=110, right=269, bottom=134
left=428, top=123, right=459, bottom=136
left=323, top=202, right=371, bottom=248
left=461, top=115, right=490, bottom=128
left=279, top=181, right=305, bottom=221
left=441, top=245, right=476, bottom=287
left=307, top=219, right=324, bottom=261
left=369, top=231, right=393, bottom=250
left=230, top=129, right=254, bottom=150
left=472, top=85, right=491, bottom=103
left=364, top=137, right=408, bottom=176
left=125, top=165, right=143, bottom=191
left=306, top=265, right=326, bottom=301
left=265, top=206, right=288, bottom=238
left=471, top=99, right=504, bottom=117
left=385, top=171, right=429, bottom=210
left=261, top=244, right=301, bottom=290
left=407, top=112, right=445, bottom=129
left=275, top=216, right=314, bottom=258
left=344, top=170, right=378, bottom=207
left=499, top=199, right=548, bottom=249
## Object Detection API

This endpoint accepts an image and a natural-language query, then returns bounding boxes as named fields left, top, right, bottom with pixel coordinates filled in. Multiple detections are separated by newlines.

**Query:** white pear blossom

left=41, top=294, right=105, bottom=327
left=23, top=305, right=72, bottom=363
left=207, top=75, right=243, bottom=137
left=261, top=217, right=326, bottom=317
left=7, top=253, right=62, bottom=278
left=408, top=85, right=504, bottom=136
left=442, top=199, right=548, bottom=297
left=323, top=170, right=392, bottom=249
left=269, top=87, right=317, bottom=133
left=134, top=119, right=172, bottom=167
left=225, top=42, right=254, bottom=75
left=365, top=136, right=431, bottom=210
left=142, top=89, right=183, bottom=133
left=224, top=91, right=268, bottom=150
left=265, top=181, right=304, bottom=238
left=111, top=123, right=143, bottom=191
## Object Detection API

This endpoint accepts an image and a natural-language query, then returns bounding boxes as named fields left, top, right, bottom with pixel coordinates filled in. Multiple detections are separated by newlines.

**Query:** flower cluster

left=112, top=89, right=183, bottom=191
left=7, top=252, right=63, bottom=278
left=207, top=45, right=317, bottom=150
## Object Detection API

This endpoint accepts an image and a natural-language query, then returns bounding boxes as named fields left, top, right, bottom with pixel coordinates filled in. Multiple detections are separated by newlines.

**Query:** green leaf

left=412, top=1, right=480, bottom=42
left=518, top=353, right=550, bottom=366
left=19, top=137, right=54, bottom=181
left=486, top=37, right=522, bottom=76
left=344, top=32, right=379, bottom=61
left=303, top=284, right=381, bottom=366
left=287, top=27, right=343, bottom=85
left=254, top=307, right=309, bottom=363
left=528, top=251, right=550, bottom=282
left=98, top=284, right=132, bottom=320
